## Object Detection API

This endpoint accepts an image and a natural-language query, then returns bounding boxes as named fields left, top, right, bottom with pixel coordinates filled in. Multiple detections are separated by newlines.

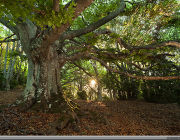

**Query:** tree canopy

left=1, top=0, right=180, bottom=79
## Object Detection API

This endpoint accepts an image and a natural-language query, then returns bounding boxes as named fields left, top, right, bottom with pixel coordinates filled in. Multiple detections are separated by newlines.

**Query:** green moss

left=50, top=88, right=65, bottom=103
left=58, top=115, right=66, bottom=122
left=69, top=115, right=75, bottom=123
left=51, top=102, right=67, bottom=114
left=52, top=107, right=63, bottom=113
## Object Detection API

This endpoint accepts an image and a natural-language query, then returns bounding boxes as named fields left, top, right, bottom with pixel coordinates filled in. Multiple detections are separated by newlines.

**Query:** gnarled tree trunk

left=15, top=43, right=71, bottom=114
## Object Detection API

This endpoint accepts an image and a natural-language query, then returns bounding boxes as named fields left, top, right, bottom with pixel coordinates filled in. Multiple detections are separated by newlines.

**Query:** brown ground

left=0, top=88, right=180, bottom=136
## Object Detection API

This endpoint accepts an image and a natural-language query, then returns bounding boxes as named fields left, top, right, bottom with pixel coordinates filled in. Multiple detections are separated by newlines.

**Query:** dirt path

left=0, top=89, right=23, bottom=106
left=0, top=89, right=180, bottom=135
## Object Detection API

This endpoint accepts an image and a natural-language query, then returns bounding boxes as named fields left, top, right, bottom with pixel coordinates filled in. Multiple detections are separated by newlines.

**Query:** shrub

left=65, top=92, right=73, bottom=99
left=18, top=75, right=27, bottom=86
left=10, top=79, right=19, bottom=89
left=142, top=80, right=180, bottom=104
left=102, top=94, right=111, bottom=101
left=0, top=71, right=5, bottom=90
left=77, top=90, right=87, bottom=100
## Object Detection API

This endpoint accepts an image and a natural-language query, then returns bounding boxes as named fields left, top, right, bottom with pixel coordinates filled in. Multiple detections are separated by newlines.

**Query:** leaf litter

left=0, top=89, right=180, bottom=135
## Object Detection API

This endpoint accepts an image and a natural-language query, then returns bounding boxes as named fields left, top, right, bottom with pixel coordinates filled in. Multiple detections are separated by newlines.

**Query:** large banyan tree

left=1, top=0, right=180, bottom=118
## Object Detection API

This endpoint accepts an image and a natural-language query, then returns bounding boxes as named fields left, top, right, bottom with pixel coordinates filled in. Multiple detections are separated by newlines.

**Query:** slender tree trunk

left=0, top=46, right=4, bottom=70
left=10, top=41, right=19, bottom=81
left=79, top=77, right=83, bottom=91
left=91, top=61, right=102, bottom=101
left=16, top=62, right=21, bottom=82
left=3, top=42, right=9, bottom=87
left=89, top=88, right=93, bottom=100
left=21, top=62, right=27, bottom=79
left=5, top=40, right=16, bottom=90
left=109, top=89, right=112, bottom=100
left=113, top=89, right=117, bottom=100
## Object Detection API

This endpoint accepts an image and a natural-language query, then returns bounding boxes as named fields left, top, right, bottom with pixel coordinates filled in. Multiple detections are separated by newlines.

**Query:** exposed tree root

left=0, top=105, right=45, bottom=135
left=63, top=94, right=81, bottom=112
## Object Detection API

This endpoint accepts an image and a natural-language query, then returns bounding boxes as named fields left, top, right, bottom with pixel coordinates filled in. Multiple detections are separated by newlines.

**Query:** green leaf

left=52, top=10, right=55, bottom=15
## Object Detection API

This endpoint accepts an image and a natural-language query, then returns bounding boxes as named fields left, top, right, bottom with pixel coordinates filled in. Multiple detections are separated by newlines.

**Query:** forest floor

left=0, top=88, right=180, bottom=136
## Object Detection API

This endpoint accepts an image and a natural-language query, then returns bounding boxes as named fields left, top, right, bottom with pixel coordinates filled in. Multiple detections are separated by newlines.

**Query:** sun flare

left=91, top=80, right=96, bottom=86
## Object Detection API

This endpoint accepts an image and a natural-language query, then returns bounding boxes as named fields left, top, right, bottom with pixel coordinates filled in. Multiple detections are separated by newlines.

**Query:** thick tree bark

left=14, top=43, right=70, bottom=113
left=9, top=0, right=96, bottom=112
left=12, top=44, right=81, bottom=128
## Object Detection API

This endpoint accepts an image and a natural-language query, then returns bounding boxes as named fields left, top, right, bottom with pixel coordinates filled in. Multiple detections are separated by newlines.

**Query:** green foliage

left=65, top=92, right=73, bottom=99
left=103, top=71, right=141, bottom=100
left=0, top=70, right=5, bottom=90
left=9, top=72, right=27, bottom=89
left=142, top=79, right=180, bottom=104
left=102, top=94, right=111, bottom=101
left=0, top=0, right=77, bottom=29
left=8, top=51, right=20, bottom=57
left=18, top=75, right=27, bottom=86
left=10, top=79, right=19, bottom=89
left=110, top=33, right=120, bottom=39
left=94, top=97, right=98, bottom=101
left=84, top=32, right=98, bottom=46
left=116, top=0, right=179, bottom=46
left=77, top=90, right=87, bottom=100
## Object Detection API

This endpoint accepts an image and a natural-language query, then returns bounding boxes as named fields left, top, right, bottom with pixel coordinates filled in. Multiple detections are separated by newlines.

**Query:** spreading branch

left=53, top=0, right=59, bottom=12
left=108, top=70, right=123, bottom=84
left=61, top=0, right=126, bottom=40
left=94, top=28, right=180, bottom=50
left=0, top=38, right=20, bottom=43
left=86, top=55, right=180, bottom=80
left=41, top=0, right=95, bottom=49
left=125, top=61, right=157, bottom=71
left=72, top=61, right=93, bottom=77
left=0, top=18, right=19, bottom=37
left=0, top=34, right=19, bottom=48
